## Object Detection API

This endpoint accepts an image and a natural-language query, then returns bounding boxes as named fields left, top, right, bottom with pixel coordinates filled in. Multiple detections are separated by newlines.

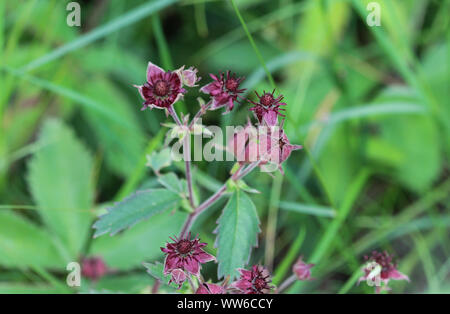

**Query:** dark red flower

left=292, top=256, right=314, bottom=281
left=196, top=283, right=226, bottom=294
left=200, top=71, right=245, bottom=112
left=358, top=251, right=410, bottom=293
left=81, top=256, right=108, bottom=281
left=249, top=90, right=286, bottom=126
left=161, top=233, right=215, bottom=276
left=134, top=62, right=186, bottom=110
left=232, top=265, right=273, bottom=294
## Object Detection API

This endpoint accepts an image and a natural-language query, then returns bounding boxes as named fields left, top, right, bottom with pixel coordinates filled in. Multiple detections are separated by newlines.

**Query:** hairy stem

left=167, top=106, right=195, bottom=208
left=189, top=100, right=212, bottom=129
left=276, top=274, right=296, bottom=293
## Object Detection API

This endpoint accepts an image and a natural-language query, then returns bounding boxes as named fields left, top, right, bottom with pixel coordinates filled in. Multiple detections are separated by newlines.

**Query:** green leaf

left=146, top=148, right=172, bottom=174
left=143, top=262, right=179, bottom=289
left=27, top=119, right=94, bottom=259
left=158, top=172, right=183, bottom=194
left=215, top=190, right=260, bottom=280
left=93, top=189, right=181, bottom=237
left=0, top=211, right=66, bottom=268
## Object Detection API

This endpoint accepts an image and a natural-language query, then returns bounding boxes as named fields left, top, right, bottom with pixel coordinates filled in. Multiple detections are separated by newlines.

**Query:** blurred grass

left=0, top=0, right=449, bottom=293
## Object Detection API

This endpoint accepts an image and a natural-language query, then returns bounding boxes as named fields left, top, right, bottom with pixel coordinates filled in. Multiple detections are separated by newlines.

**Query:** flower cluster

left=160, top=234, right=274, bottom=294
left=134, top=62, right=301, bottom=174
left=136, top=63, right=409, bottom=295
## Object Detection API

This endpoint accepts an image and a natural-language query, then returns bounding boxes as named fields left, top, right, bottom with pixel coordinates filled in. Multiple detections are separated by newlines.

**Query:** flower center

left=225, top=78, right=239, bottom=92
left=260, top=93, right=275, bottom=107
left=253, top=277, right=266, bottom=291
left=154, top=80, right=170, bottom=97
left=176, top=239, right=193, bottom=255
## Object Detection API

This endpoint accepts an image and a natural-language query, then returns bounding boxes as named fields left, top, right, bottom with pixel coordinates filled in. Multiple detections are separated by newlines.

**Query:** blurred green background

left=0, top=0, right=449, bottom=293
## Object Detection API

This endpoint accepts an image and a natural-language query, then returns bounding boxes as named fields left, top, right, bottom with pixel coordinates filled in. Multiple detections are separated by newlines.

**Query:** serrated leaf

left=27, top=119, right=94, bottom=258
left=158, top=172, right=183, bottom=194
left=146, top=148, right=172, bottom=173
left=93, top=189, right=181, bottom=237
left=143, top=262, right=178, bottom=289
left=0, top=211, right=66, bottom=268
left=215, top=190, right=260, bottom=280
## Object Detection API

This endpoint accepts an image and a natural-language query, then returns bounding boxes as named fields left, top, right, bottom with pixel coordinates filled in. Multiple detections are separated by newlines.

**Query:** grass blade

left=21, top=0, right=178, bottom=72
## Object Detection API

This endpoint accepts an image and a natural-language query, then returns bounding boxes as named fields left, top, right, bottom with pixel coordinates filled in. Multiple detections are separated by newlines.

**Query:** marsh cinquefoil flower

left=196, top=283, right=226, bottom=294
left=134, top=62, right=189, bottom=110
left=232, top=265, right=273, bottom=294
left=292, top=256, right=314, bottom=281
left=249, top=90, right=286, bottom=126
left=230, top=123, right=302, bottom=174
left=161, top=233, right=215, bottom=277
left=200, top=71, right=245, bottom=112
left=358, top=251, right=410, bottom=293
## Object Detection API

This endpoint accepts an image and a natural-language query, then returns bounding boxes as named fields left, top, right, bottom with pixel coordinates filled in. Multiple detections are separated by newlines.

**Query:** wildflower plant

left=92, top=62, right=409, bottom=294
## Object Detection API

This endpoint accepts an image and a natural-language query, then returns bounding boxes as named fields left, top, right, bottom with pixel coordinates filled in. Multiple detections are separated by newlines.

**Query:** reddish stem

left=179, top=161, right=260, bottom=238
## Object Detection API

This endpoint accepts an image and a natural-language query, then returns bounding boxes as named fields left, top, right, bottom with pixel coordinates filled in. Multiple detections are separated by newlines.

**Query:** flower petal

left=133, top=84, right=145, bottom=100
left=388, top=269, right=410, bottom=282
left=146, top=61, right=165, bottom=82
left=183, top=257, right=200, bottom=275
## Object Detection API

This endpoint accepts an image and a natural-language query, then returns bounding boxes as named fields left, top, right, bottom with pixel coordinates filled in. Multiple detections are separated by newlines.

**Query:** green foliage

left=157, top=172, right=183, bottom=194
left=215, top=189, right=260, bottom=280
left=91, top=209, right=186, bottom=270
left=143, top=262, right=179, bottom=289
left=146, top=148, right=172, bottom=174
left=27, top=119, right=94, bottom=259
left=93, top=189, right=181, bottom=237
left=81, top=78, right=145, bottom=177
left=0, top=211, right=66, bottom=268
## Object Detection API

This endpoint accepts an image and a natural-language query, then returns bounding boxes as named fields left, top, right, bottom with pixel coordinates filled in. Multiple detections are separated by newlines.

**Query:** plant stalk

left=167, top=106, right=195, bottom=208
left=179, top=161, right=260, bottom=238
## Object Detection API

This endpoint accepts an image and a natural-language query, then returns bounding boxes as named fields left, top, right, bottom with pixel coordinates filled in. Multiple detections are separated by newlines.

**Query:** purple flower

left=292, top=256, right=314, bottom=281
left=161, top=233, right=215, bottom=277
left=196, top=283, right=226, bottom=294
left=358, top=251, right=410, bottom=293
left=176, top=66, right=201, bottom=87
left=249, top=90, right=286, bottom=126
left=134, top=61, right=186, bottom=110
left=277, top=130, right=303, bottom=170
left=200, top=71, right=245, bottom=112
left=81, top=256, right=108, bottom=281
left=168, top=268, right=187, bottom=289
left=232, top=265, right=273, bottom=294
